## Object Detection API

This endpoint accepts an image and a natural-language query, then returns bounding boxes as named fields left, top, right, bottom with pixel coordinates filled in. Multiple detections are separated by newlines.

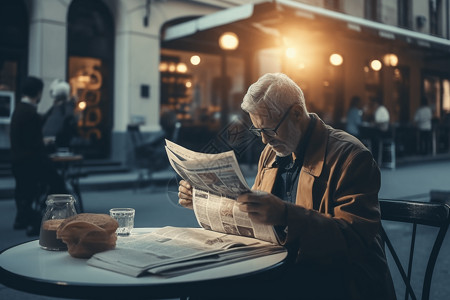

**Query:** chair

left=378, top=126, right=396, bottom=169
left=127, top=124, right=168, bottom=190
left=430, top=190, right=450, bottom=205
left=379, top=199, right=450, bottom=300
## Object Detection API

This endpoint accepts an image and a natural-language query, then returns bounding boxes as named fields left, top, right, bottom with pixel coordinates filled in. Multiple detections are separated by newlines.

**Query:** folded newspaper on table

left=87, top=140, right=284, bottom=277
left=87, top=227, right=284, bottom=277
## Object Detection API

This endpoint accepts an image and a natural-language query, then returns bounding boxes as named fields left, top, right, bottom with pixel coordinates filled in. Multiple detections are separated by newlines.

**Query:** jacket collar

left=263, top=113, right=327, bottom=178
left=302, top=113, right=327, bottom=177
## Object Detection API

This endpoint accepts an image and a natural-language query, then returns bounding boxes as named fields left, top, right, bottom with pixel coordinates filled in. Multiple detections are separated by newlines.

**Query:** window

left=68, top=0, right=114, bottom=159
left=429, top=0, right=442, bottom=35
left=397, top=0, right=412, bottom=29
left=365, top=0, right=379, bottom=21
left=324, top=0, right=340, bottom=12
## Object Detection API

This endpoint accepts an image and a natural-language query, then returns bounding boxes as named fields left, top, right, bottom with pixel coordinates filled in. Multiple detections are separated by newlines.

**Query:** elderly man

left=178, top=73, right=395, bottom=299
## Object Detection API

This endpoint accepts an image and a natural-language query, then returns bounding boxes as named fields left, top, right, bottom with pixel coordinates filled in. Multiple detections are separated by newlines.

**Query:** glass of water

left=109, top=208, right=135, bottom=236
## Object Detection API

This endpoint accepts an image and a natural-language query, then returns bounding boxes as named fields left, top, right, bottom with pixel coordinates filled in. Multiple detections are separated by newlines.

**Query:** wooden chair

left=379, top=199, right=450, bottom=300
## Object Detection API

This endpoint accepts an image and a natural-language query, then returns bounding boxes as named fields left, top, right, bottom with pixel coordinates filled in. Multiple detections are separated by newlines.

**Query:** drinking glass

left=109, top=208, right=135, bottom=236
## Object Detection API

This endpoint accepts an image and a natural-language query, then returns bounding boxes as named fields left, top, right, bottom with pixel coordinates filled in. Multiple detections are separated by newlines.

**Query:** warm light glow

left=185, top=81, right=192, bottom=88
left=297, top=62, right=306, bottom=69
left=159, top=62, right=168, bottom=72
left=364, top=66, right=370, bottom=72
left=168, top=63, right=176, bottom=72
left=78, top=75, right=90, bottom=83
left=443, top=79, right=450, bottom=112
left=176, top=63, right=187, bottom=73
left=383, top=53, right=398, bottom=67
left=370, top=59, right=382, bottom=71
left=78, top=101, right=87, bottom=110
left=394, top=68, right=402, bottom=80
left=285, top=47, right=296, bottom=59
left=329, top=53, right=343, bottom=66
left=219, top=32, right=239, bottom=50
left=190, top=55, right=201, bottom=65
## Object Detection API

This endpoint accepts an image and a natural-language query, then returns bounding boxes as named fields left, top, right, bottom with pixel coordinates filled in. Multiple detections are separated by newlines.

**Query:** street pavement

left=1, top=161, right=450, bottom=299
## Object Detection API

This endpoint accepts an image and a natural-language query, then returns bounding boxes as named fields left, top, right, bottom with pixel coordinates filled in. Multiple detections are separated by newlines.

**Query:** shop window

left=0, top=0, right=27, bottom=152
left=0, top=0, right=27, bottom=95
left=443, top=79, right=450, bottom=113
left=68, top=0, right=114, bottom=159
left=69, top=56, right=103, bottom=131
left=160, top=49, right=244, bottom=126
left=0, top=61, right=18, bottom=93
left=160, top=49, right=245, bottom=151
left=160, top=55, right=194, bottom=123
left=363, top=62, right=382, bottom=122
left=392, top=67, right=410, bottom=124
left=423, top=74, right=450, bottom=153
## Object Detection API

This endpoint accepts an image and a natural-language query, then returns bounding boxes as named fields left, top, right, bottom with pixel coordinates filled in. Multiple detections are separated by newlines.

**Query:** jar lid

left=46, top=194, right=76, bottom=204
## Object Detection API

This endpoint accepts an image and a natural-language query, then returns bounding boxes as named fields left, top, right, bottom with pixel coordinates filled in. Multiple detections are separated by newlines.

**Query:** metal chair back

left=379, top=199, right=450, bottom=300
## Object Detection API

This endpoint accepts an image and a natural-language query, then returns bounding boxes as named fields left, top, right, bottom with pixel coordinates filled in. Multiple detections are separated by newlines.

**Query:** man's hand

left=178, top=180, right=193, bottom=209
left=237, top=191, right=287, bottom=226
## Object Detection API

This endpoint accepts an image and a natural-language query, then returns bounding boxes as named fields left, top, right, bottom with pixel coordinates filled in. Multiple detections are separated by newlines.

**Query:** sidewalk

left=0, top=164, right=259, bottom=200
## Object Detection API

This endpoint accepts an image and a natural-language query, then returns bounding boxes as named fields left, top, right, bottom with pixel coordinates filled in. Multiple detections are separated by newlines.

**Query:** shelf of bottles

left=160, top=56, right=193, bottom=123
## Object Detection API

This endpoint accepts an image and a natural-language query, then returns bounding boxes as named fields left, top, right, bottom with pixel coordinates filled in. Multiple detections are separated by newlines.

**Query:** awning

left=162, top=0, right=450, bottom=57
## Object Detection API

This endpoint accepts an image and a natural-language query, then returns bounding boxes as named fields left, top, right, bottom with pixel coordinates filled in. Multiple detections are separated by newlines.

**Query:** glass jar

left=39, top=194, right=77, bottom=251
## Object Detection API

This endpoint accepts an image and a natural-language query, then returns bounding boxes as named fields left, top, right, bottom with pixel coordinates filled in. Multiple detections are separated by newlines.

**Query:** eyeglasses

left=249, top=105, right=294, bottom=137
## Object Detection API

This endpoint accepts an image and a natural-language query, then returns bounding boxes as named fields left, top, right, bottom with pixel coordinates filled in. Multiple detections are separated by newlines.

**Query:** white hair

left=49, top=79, right=70, bottom=98
left=241, top=73, right=307, bottom=117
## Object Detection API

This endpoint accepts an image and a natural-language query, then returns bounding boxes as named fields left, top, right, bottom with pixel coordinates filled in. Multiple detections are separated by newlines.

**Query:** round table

left=1, top=230, right=288, bottom=299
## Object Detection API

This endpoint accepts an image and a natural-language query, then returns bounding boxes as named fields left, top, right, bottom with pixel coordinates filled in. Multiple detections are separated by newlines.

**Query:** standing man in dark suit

left=10, top=76, right=67, bottom=236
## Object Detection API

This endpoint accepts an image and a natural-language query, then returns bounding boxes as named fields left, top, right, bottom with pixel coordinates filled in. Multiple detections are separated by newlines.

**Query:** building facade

left=0, top=0, right=449, bottom=164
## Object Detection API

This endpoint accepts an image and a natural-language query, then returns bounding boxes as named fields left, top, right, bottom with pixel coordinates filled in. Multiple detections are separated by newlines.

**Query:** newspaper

left=165, top=140, right=279, bottom=244
left=87, top=141, right=284, bottom=277
left=87, top=227, right=284, bottom=277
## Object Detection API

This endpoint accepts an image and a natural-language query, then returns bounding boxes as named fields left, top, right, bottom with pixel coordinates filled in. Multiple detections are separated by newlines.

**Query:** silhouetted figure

left=10, top=76, right=68, bottom=236
left=414, top=96, right=433, bottom=155
left=345, top=96, right=363, bottom=137
left=366, top=97, right=391, bottom=164
left=42, top=79, right=78, bottom=151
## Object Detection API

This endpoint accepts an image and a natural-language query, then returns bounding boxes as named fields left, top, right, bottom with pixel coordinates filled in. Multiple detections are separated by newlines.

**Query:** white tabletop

left=0, top=228, right=287, bottom=299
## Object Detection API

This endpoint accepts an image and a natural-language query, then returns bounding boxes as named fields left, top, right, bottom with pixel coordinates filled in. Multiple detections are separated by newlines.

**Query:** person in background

left=414, top=96, right=433, bottom=155
left=42, top=79, right=78, bottom=151
left=345, top=95, right=363, bottom=137
left=10, top=76, right=68, bottom=236
left=372, top=97, right=390, bottom=132
left=365, top=97, right=391, bottom=164
left=178, top=73, right=395, bottom=299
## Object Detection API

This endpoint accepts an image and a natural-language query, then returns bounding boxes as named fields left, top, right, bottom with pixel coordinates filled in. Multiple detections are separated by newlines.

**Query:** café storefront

left=0, top=0, right=115, bottom=160
left=160, top=0, right=450, bottom=158
left=1, top=0, right=449, bottom=165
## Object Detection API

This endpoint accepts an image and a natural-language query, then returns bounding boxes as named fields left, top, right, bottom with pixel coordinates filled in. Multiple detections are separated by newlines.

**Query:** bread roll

left=56, top=213, right=119, bottom=258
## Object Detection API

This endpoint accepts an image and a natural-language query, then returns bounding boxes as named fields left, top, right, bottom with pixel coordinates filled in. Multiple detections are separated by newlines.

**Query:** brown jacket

left=252, top=114, right=395, bottom=299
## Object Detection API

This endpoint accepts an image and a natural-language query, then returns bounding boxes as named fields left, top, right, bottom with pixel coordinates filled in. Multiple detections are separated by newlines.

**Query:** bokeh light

left=218, top=32, right=239, bottom=50
left=285, top=47, right=296, bottom=59
left=176, top=63, right=187, bottom=73
left=190, top=55, right=201, bottom=65
left=329, top=53, right=343, bottom=66
left=370, top=59, right=382, bottom=71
